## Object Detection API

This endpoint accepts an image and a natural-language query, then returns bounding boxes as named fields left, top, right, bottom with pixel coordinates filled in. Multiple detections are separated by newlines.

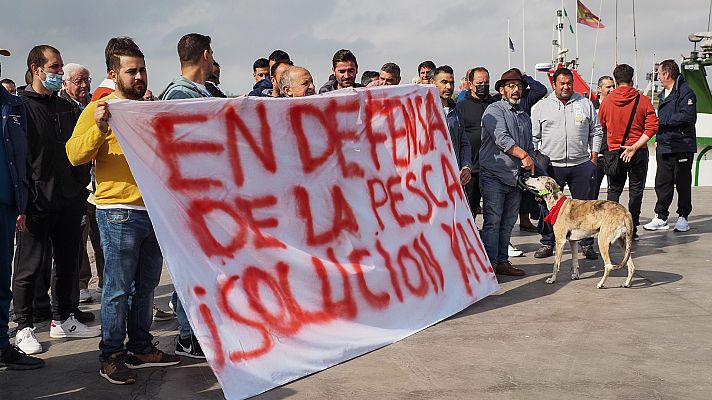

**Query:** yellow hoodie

left=66, top=94, right=144, bottom=206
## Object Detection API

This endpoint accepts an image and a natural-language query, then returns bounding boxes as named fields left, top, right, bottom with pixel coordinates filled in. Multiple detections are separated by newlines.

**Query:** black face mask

left=474, top=84, right=489, bottom=98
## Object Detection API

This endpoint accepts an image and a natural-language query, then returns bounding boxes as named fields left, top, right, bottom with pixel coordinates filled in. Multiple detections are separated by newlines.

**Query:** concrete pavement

left=3, top=187, right=711, bottom=400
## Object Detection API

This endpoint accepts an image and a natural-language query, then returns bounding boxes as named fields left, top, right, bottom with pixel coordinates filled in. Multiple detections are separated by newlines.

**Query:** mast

left=589, top=0, right=604, bottom=99
left=615, top=0, right=619, bottom=65
left=574, top=0, right=580, bottom=68
left=508, top=18, right=512, bottom=69
left=633, top=0, right=639, bottom=87
left=522, top=0, right=526, bottom=71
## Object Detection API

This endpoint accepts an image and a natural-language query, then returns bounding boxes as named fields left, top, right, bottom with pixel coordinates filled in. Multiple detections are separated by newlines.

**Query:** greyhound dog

left=524, top=176, right=635, bottom=288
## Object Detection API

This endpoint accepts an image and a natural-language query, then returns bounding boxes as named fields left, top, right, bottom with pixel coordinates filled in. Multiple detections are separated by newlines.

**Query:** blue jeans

left=539, top=162, right=597, bottom=247
left=97, top=209, right=163, bottom=360
left=480, top=174, right=522, bottom=264
left=0, top=205, right=17, bottom=350
left=171, top=291, right=193, bottom=338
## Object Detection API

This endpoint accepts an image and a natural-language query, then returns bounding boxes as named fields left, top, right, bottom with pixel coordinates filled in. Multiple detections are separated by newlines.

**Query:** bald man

left=279, top=66, right=316, bottom=97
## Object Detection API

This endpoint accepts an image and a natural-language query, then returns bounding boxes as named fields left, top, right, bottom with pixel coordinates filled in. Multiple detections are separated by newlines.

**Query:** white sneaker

left=674, top=216, right=690, bottom=232
left=15, top=327, right=43, bottom=355
left=508, top=243, right=524, bottom=257
left=79, top=289, right=94, bottom=303
left=50, top=314, right=101, bottom=339
left=643, top=215, right=669, bottom=231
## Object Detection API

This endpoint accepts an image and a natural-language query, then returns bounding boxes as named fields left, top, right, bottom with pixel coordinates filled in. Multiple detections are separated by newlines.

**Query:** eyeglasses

left=69, top=77, right=92, bottom=86
left=504, top=83, right=523, bottom=90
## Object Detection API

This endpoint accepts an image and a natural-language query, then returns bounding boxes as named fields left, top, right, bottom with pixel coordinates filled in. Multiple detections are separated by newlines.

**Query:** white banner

left=108, top=84, right=499, bottom=399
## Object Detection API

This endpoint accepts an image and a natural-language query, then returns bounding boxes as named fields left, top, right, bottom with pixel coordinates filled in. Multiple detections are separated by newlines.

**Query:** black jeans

left=594, top=155, right=609, bottom=200
left=12, top=201, right=86, bottom=329
left=465, top=172, right=482, bottom=214
left=539, top=161, right=598, bottom=247
left=653, top=152, right=693, bottom=220
left=607, top=147, right=649, bottom=227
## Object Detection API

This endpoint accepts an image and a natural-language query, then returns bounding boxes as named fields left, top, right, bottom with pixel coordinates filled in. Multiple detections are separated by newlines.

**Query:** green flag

left=563, top=8, right=575, bottom=33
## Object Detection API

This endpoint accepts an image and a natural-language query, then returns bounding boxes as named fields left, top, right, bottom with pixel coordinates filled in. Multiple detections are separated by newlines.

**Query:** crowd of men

left=0, top=33, right=698, bottom=386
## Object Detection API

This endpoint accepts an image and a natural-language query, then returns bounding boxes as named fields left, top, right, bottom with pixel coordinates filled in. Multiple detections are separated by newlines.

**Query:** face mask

left=40, top=69, right=63, bottom=91
left=474, top=84, right=489, bottom=98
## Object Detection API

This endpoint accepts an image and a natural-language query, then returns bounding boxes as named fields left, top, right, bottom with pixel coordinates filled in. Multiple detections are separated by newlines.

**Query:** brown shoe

left=495, top=260, right=526, bottom=276
left=100, top=352, right=136, bottom=385
left=519, top=223, right=538, bottom=232
left=125, top=344, right=180, bottom=369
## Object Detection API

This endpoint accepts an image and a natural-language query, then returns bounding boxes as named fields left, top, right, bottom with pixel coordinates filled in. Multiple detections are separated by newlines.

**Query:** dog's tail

left=616, top=213, right=634, bottom=269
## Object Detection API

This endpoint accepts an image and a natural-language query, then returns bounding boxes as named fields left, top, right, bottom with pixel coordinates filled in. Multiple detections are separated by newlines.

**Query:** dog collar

left=543, top=195, right=568, bottom=225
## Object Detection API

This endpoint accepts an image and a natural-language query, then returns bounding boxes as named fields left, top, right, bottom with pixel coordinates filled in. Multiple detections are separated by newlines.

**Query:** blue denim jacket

left=0, top=86, right=28, bottom=213
left=480, top=100, right=534, bottom=187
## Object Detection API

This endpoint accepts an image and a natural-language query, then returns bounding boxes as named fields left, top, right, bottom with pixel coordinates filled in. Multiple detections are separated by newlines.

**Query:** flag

left=563, top=9, right=575, bottom=33
left=509, top=38, right=515, bottom=52
left=577, top=0, right=605, bottom=28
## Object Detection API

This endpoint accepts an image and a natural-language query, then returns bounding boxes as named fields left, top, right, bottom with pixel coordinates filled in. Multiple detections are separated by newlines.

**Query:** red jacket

left=599, top=86, right=658, bottom=151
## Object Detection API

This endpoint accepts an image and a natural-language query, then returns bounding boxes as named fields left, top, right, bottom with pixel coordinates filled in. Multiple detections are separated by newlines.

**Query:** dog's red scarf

left=543, top=195, right=568, bottom=225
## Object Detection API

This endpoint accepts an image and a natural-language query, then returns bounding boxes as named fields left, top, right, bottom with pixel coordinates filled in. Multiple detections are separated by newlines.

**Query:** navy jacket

left=0, top=86, right=28, bottom=213
left=444, top=99, right=472, bottom=170
left=248, top=78, right=273, bottom=97
left=657, top=76, right=697, bottom=154
left=492, top=74, right=547, bottom=115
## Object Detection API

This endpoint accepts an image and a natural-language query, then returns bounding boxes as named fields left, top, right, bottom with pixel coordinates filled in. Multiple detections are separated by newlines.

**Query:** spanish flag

left=577, top=0, right=605, bottom=28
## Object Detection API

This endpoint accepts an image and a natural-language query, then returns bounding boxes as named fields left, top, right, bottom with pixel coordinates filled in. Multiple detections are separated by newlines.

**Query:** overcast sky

left=1, top=0, right=709, bottom=95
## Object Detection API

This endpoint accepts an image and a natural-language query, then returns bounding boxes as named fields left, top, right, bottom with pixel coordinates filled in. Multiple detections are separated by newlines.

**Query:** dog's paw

left=596, top=282, right=605, bottom=289
left=621, top=283, right=631, bottom=288
left=545, top=277, right=556, bottom=284
left=571, top=273, right=580, bottom=280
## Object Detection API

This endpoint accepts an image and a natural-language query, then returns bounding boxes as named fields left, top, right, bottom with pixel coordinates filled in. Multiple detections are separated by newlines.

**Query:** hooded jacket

left=455, top=90, right=495, bottom=172
left=531, top=92, right=603, bottom=167
left=159, top=76, right=210, bottom=100
left=18, top=85, right=89, bottom=213
left=248, top=78, right=273, bottom=97
left=599, top=86, right=658, bottom=151
left=0, top=86, right=28, bottom=212
left=656, top=75, right=697, bottom=154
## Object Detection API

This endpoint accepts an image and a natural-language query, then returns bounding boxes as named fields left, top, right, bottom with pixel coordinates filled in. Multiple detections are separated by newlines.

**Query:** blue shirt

left=480, top=100, right=534, bottom=187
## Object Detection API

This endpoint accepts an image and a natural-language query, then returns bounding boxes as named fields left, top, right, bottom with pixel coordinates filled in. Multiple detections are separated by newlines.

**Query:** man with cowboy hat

left=479, top=68, right=536, bottom=276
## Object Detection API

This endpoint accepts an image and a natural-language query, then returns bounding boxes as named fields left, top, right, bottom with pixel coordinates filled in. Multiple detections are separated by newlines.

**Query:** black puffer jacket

left=657, top=75, right=697, bottom=154
left=18, top=86, right=90, bottom=213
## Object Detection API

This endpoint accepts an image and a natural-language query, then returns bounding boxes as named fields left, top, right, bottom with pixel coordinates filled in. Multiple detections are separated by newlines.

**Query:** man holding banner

left=66, top=37, right=180, bottom=385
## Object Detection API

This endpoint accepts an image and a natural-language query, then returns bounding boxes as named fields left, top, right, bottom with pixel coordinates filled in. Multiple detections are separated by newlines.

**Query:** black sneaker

left=0, top=345, right=45, bottom=371
left=175, top=334, right=206, bottom=359
left=125, top=343, right=180, bottom=369
left=580, top=245, right=599, bottom=260
left=534, top=244, right=554, bottom=258
left=100, top=352, right=136, bottom=385
left=633, top=232, right=640, bottom=241
left=72, top=309, right=95, bottom=324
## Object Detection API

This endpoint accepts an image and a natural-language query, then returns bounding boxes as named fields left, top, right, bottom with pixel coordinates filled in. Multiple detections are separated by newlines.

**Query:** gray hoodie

left=531, top=92, right=602, bottom=168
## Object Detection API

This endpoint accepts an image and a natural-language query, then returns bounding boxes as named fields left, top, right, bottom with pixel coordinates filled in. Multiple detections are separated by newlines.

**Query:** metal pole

left=633, top=0, right=639, bottom=87
left=589, top=0, right=604, bottom=99
left=508, top=18, right=512, bottom=69
left=615, top=0, right=619, bottom=65
left=574, top=0, right=580, bottom=67
left=522, top=0, right=526, bottom=71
